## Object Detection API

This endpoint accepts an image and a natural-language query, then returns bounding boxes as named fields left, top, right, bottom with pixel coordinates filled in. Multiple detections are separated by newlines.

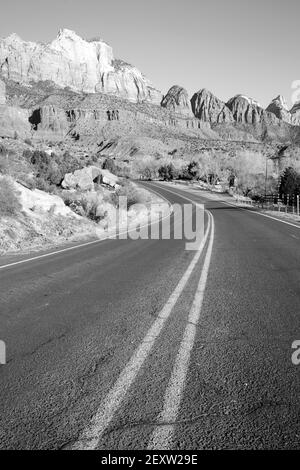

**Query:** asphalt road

left=0, top=182, right=300, bottom=450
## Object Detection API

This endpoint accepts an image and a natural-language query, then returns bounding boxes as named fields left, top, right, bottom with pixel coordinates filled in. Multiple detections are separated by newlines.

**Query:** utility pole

left=268, top=146, right=288, bottom=205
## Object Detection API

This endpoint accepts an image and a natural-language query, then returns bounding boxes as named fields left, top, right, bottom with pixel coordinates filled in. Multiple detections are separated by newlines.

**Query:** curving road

left=0, top=182, right=300, bottom=450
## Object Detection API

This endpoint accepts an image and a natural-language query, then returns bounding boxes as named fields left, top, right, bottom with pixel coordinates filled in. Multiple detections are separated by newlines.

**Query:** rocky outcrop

left=29, top=105, right=69, bottom=138
left=0, top=79, right=5, bottom=104
left=61, top=166, right=119, bottom=191
left=290, top=102, right=300, bottom=126
left=266, top=95, right=291, bottom=123
left=191, top=89, right=234, bottom=123
left=62, top=166, right=103, bottom=191
left=161, top=86, right=193, bottom=117
left=226, top=94, right=278, bottom=125
left=14, top=181, right=79, bottom=217
left=0, top=29, right=162, bottom=103
left=100, top=169, right=119, bottom=188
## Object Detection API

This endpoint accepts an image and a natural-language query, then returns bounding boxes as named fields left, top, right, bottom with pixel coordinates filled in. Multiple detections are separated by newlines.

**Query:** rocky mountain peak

left=4, top=33, right=23, bottom=44
left=266, top=95, right=291, bottom=123
left=275, top=95, right=289, bottom=110
left=0, top=29, right=162, bottom=103
left=290, top=101, right=300, bottom=113
left=290, top=101, right=300, bottom=126
left=226, top=94, right=275, bottom=125
left=228, top=94, right=262, bottom=108
left=57, top=28, right=83, bottom=40
left=191, top=88, right=234, bottom=123
left=161, top=85, right=193, bottom=117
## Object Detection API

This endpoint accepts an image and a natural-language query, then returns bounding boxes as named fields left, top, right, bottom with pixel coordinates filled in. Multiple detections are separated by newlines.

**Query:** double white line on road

left=67, top=203, right=214, bottom=450
left=148, top=211, right=215, bottom=449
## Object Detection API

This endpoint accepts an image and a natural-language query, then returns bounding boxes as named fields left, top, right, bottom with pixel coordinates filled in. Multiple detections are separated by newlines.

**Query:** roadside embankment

left=0, top=177, right=169, bottom=256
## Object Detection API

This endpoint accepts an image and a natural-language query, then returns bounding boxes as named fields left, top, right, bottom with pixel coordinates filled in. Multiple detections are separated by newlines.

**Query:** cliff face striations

left=0, top=29, right=162, bottom=103
left=161, top=86, right=194, bottom=117
left=191, top=89, right=234, bottom=124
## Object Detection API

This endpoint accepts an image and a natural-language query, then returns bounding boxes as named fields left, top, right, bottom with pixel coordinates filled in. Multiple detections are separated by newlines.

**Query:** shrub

left=35, top=177, right=53, bottom=193
left=158, top=163, right=177, bottom=181
left=0, top=178, right=21, bottom=216
left=18, top=175, right=36, bottom=190
left=81, top=198, right=101, bottom=222
left=23, top=149, right=81, bottom=188
left=62, top=191, right=103, bottom=221
left=112, top=181, right=144, bottom=209
left=102, top=158, right=117, bottom=174
left=280, top=167, right=300, bottom=198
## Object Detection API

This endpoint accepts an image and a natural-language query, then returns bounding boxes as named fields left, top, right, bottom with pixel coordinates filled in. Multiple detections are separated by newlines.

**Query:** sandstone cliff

left=191, top=88, right=234, bottom=123
left=226, top=94, right=279, bottom=125
left=266, top=96, right=291, bottom=123
left=1, top=28, right=300, bottom=148
left=161, top=86, right=193, bottom=117
left=291, top=102, right=300, bottom=126
left=0, top=29, right=162, bottom=103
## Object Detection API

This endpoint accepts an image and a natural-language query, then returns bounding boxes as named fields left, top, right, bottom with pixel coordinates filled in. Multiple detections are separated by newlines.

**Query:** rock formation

left=191, top=88, right=234, bottom=123
left=1, top=29, right=300, bottom=146
left=266, top=95, right=291, bottom=123
left=15, top=181, right=79, bottom=218
left=28, top=105, right=69, bottom=138
left=0, top=29, right=162, bottom=103
left=62, top=166, right=103, bottom=191
left=290, top=102, right=300, bottom=126
left=161, top=86, right=193, bottom=117
left=226, top=94, right=278, bottom=125
left=61, top=166, right=119, bottom=191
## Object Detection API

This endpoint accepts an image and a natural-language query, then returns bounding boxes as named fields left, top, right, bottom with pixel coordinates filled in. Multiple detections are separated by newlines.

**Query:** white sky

left=0, top=0, right=299, bottom=108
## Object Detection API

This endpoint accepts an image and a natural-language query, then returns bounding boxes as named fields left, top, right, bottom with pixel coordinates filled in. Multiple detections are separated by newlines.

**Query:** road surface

left=0, top=182, right=300, bottom=450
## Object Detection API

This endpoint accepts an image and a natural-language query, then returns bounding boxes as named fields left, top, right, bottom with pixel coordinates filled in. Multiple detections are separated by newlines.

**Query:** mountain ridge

left=0, top=29, right=300, bottom=149
left=0, top=28, right=162, bottom=103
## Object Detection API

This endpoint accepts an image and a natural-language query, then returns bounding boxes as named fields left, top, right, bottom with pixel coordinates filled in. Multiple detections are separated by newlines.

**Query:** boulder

left=100, top=169, right=119, bottom=188
left=14, top=181, right=79, bottom=217
left=62, top=166, right=102, bottom=191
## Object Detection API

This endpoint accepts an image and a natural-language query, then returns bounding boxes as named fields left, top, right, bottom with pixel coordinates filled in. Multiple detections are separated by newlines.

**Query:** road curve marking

left=160, top=183, right=300, bottom=231
left=147, top=211, right=215, bottom=450
left=0, top=188, right=172, bottom=271
left=213, top=197, right=300, bottom=229
left=65, top=209, right=211, bottom=450
left=145, top=182, right=206, bottom=209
